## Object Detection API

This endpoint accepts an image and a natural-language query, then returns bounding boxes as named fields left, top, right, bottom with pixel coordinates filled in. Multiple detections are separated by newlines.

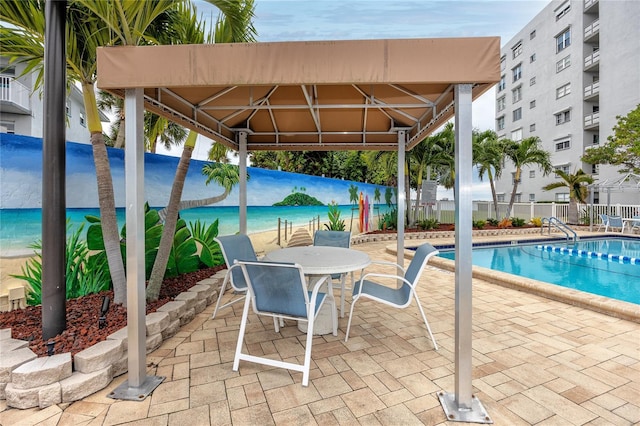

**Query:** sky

left=161, top=0, right=550, bottom=199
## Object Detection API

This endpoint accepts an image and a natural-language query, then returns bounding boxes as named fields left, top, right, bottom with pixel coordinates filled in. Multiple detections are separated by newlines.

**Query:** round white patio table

left=263, top=246, right=371, bottom=334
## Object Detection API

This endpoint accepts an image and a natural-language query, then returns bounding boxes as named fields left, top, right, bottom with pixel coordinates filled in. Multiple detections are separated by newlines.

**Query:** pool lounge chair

left=596, top=213, right=609, bottom=232
left=605, top=215, right=623, bottom=232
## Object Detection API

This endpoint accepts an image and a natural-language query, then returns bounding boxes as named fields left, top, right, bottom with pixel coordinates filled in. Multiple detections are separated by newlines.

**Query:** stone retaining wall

left=351, top=227, right=543, bottom=245
left=0, top=272, right=224, bottom=409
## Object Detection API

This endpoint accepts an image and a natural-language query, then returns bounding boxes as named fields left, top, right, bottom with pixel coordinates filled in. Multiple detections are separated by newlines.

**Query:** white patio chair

left=232, top=260, right=337, bottom=387
left=313, top=230, right=352, bottom=317
left=345, top=243, right=439, bottom=350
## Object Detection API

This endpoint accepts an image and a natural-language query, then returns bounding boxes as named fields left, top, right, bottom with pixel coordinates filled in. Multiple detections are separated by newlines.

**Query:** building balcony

left=0, top=76, right=31, bottom=115
left=584, top=81, right=600, bottom=101
left=584, top=19, right=600, bottom=43
left=584, top=0, right=599, bottom=13
left=584, top=50, right=600, bottom=71
left=584, top=112, right=600, bottom=129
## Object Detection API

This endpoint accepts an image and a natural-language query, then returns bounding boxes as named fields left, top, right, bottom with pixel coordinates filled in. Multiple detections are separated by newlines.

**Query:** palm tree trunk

left=82, top=83, right=127, bottom=305
left=506, top=168, right=521, bottom=219
left=113, top=115, right=125, bottom=149
left=146, top=134, right=196, bottom=301
left=568, top=198, right=579, bottom=224
left=488, top=169, right=500, bottom=219
left=412, top=171, right=423, bottom=227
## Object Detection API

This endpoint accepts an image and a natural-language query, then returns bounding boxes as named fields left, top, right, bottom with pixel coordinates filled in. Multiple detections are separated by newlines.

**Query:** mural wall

left=0, top=134, right=388, bottom=210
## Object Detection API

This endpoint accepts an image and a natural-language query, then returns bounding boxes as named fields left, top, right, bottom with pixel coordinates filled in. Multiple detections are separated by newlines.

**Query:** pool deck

left=1, top=230, right=639, bottom=425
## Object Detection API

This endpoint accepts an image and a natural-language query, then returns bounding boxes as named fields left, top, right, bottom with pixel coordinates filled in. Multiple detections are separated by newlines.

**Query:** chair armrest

left=367, top=260, right=406, bottom=274
left=353, top=272, right=411, bottom=296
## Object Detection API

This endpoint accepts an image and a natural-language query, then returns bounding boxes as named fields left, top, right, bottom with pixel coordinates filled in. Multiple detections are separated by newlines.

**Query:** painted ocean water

left=0, top=204, right=390, bottom=255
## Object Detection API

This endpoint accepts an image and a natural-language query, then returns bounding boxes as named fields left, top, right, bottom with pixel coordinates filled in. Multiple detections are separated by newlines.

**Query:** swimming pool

left=437, top=237, right=640, bottom=305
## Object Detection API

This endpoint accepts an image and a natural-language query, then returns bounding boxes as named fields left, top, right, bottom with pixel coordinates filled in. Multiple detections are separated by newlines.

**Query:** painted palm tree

left=348, top=184, right=359, bottom=231
left=542, top=169, right=594, bottom=225
left=146, top=0, right=257, bottom=301
left=473, top=130, right=505, bottom=219
left=503, top=136, right=553, bottom=218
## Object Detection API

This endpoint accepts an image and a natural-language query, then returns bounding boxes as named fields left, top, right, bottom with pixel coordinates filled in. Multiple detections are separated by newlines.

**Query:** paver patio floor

left=1, top=234, right=638, bottom=425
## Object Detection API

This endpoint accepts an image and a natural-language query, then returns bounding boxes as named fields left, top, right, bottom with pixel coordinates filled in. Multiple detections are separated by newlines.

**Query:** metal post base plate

left=437, top=391, right=493, bottom=424
left=108, top=375, right=165, bottom=401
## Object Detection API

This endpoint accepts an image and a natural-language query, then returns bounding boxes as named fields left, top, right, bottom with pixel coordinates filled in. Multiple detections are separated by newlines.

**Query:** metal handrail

left=541, top=217, right=577, bottom=243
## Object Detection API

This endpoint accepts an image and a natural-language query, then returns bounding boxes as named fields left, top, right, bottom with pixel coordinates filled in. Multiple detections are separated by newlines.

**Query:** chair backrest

left=313, top=230, right=351, bottom=248
left=215, top=235, right=258, bottom=290
left=238, top=261, right=309, bottom=318
left=599, top=213, right=609, bottom=224
left=404, top=243, right=439, bottom=287
left=609, top=215, right=623, bottom=227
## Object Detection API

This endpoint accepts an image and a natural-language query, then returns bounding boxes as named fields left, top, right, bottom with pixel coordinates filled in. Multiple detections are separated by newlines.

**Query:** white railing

left=409, top=201, right=639, bottom=226
left=0, top=76, right=31, bottom=111
left=584, top=81, right=600, bottom=99
left=584, top=19, right=600, bottom=40
left=584, top=50, right=600, bottom=69
left=584, top=112, right=600, bottom=128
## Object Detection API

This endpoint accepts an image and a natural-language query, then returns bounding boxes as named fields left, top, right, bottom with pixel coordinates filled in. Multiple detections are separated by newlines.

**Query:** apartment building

left=494, top=0, right=640, bottom=205
left=1, top=56, right=99, bottom=144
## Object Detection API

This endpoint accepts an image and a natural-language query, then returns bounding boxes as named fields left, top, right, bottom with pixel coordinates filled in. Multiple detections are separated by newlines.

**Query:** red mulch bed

left=0, top=266, right=224, bottom=358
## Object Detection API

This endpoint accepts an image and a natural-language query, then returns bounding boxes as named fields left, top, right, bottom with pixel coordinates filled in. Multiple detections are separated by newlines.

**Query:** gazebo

left=588, top=172, right=640, bottom=230
left=96, top=37, right=500, bottom=422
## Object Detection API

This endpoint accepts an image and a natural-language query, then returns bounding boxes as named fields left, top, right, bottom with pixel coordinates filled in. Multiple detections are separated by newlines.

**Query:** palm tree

left=473, top=130, right=505, bottom=219
left=435, top=123, right=456, bottom=199
left=407, top=133, right=449, bottom=226
left=503, top=136, right=553, bottom=218
left=543, top=169, right=594, bottom=225
left=348, top=184, right=359, bottom=231
left=144, top=114, right=188, bottom=153
left=145, top=0, right=257, bottom=301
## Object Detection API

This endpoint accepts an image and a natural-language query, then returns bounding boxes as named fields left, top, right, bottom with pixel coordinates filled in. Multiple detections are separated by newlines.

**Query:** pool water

left=438, top=238, right=640, bottom=305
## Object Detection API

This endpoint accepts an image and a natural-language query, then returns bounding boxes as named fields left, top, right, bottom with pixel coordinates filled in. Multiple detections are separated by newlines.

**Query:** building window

left=556, top=28, right=571, bottom=53
left=555, top=139, right=570, bottom=151
left=555, top=193, right=570, bottom=202
left=556, top=2, right=571, bottom=20
left=593, top=105, right=600, bottom=113
left=529, top=76, right=536, bottom=86
left=79, top=112, right=86, bottom=127
left=530, top=100, right=536, bottom=109
left=592, top=164, right=599, bottom=174
left=555, top=164, right=571, bottom=174
left=497, top=194, right=505, bottom=202
left=497, top=96, right=506, bottom=112
left=513, top=108, right=522, bottom=122
left=530, top=53, right=536, bottom=63
left=556, top=83, right=571, bottom=99
left=530, top=123, right=536, bottom=132
left=511, top=128, right=523, bottom=141
left=593, top=134, right=599, bottom=145
left=511, top=172, right=517, bottom=184
left=529, top=170, right=535, bottom=179
left=500, top=55, right=506, bottom=72
left=512, top=41, right=523, bottom=59
left=512, top=64, right=522, bottom=82
left=530, top=30, right=536, bottom=40
left=498, top=75, right=506, bottom=92
left=555, top=109, right=571, bottom=125
left=556, top=55, right=571, bottom=72
left=0, top=120, right=15, bottom=134
left=66, top=102, right=71, bottom=118
left=512, top=86, right=522, bottom=103
left=529, top=193, right=536, bottom=202
left=497, top=116, right=505, bottom=131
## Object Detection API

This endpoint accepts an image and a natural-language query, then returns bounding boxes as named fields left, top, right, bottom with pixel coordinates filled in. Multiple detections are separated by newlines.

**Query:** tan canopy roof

left=97, top=37, right=499, bottom=151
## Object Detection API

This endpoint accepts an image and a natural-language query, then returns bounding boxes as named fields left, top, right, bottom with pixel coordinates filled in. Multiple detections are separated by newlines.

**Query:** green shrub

left=378, top=208, right=397, bottom=230
left=511, top=217, right=526, bottom=227
left=324, top=201, right=346, bottom=231
left=418, top=218, right=439, bottom=230
left=486, top=218, right=499, bottom=226
left=165, top=218, right=200, bottom=278
left=189, top=219, right=224, bottom=267
left=12, top=223, right=111, bottom=306
left=472, top=220, right=486, bottom=229
left=530, top=217, right=542, bottom=227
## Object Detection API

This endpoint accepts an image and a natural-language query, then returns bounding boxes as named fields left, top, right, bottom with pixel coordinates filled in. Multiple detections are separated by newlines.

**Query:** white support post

left=438, top=84, right=492, bottom=423
left=396, top=131, right=406, bottom=271
left=239, top=131, right=248, bottom=235
left=110, top=88, right=164, bottom=401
